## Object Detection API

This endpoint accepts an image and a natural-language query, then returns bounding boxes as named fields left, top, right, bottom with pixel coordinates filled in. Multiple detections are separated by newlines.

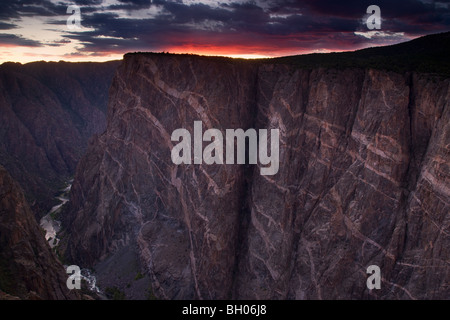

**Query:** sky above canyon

left=0, top=0, right=449, bottom=63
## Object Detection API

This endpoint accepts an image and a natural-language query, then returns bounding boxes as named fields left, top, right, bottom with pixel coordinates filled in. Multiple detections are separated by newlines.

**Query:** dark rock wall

left=65, top=54, right=449, bottom=299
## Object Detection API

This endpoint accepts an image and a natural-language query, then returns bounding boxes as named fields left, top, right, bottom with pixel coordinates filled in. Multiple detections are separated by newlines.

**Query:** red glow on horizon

left=0, top=31, right=407, bottom=64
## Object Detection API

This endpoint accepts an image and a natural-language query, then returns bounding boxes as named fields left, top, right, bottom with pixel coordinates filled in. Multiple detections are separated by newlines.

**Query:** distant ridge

left=270, top=31, right=450, bottom=76
left=127, top=31, right=450, bottom=76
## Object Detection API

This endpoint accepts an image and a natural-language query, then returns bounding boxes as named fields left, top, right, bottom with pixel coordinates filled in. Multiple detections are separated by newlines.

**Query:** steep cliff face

left=66, top=55, right=259, bottom=298
left=65, top=53, right=449, bottom=299
left=0, top=61, right=119, bottom=216
left=236, top=66, right=449, bottom=300
left=0, top=165, right=78, bottom=299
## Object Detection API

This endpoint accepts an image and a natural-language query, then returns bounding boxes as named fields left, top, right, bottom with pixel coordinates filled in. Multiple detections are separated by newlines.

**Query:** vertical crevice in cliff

left=383, top=72, right=415, bottom=290
left=405, top=72, right=419, bottom=191
left=287, top=68, right=312, bottom=298
left=230, top=65, right=260, bottom=299
left=230, top=164, right=253, bottom=299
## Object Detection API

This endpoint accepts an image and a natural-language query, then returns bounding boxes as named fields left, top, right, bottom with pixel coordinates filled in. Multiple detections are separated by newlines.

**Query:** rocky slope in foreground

left=0, top=61, right=119, bottom=216
left=65, top=37, right=449, bottom=299
left=0, top=165, right=78, bottom=299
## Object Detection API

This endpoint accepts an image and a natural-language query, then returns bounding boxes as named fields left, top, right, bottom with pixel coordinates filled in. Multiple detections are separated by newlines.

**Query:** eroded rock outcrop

left=65, top=50, right=449, bottom=299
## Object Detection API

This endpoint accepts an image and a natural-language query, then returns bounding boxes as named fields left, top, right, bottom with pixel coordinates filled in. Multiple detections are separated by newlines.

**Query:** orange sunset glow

left=0, top=0, right=449, bottom=64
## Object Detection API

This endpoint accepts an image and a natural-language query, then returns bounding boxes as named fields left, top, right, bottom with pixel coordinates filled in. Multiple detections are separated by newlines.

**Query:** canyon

left=64, top=33, right=449, bottom=299
left=0, top=60, right=118, bottom=299
left=0, top=32, right=448, bottom=300
left=0, top=165, right=79, bottom=299
left=0, top=61, right=119, bottom=216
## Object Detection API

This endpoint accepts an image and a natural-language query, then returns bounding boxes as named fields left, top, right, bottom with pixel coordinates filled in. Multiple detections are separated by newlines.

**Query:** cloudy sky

left=0, top=0, right=449, bottom=63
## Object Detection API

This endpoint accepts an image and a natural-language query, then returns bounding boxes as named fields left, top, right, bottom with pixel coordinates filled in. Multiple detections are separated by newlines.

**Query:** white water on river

left=39, top=181, right=101, bottom=294
left=40, top=186, right=71, bottom=248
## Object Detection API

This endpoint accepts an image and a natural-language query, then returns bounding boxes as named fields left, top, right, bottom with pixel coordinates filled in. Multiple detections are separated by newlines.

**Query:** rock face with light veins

left=64, top=53, right=449, bottom=299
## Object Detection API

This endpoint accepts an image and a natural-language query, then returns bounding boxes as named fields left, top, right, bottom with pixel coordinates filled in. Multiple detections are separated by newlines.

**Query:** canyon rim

left=63, top=34, right=449, bottom=300
left=0, top=32, right=449, bottom=301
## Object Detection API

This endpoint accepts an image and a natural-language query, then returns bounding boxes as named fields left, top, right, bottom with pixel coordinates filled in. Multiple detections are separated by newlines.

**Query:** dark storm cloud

left=0, top=33, right=42, bottom=46
left=109, top=0, right=153, bottom=10
left=0, top=0, right=101, bottom=20
left=296, top=0, right=450, bottom=33
left=163, top=2, right=234, bottom=23
left=0, top=22, right=17, bottom=30
left=272, top=0, right=437, bottom=18
left=0, top=0, right=68, bottom=19
left=61, top=11, right=185, bottom=52
left=58, top=0, right=450, bottom=54
left=117, top=0, right=153, bottom=5
left=69, top=0, right=102, bottom=5
left=46, top=38, right=72, bottom=47
left=0, top=0, right=103, bottom=49
left=1, top=0, right=450, bottom=56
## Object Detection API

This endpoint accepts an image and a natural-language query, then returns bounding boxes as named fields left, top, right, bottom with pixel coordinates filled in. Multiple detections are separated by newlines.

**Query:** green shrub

left=134, top=272, right=144, bottom=281
left=105, top=286, right=126, bottom=300
left=146, top=286, right=157, bottom=300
